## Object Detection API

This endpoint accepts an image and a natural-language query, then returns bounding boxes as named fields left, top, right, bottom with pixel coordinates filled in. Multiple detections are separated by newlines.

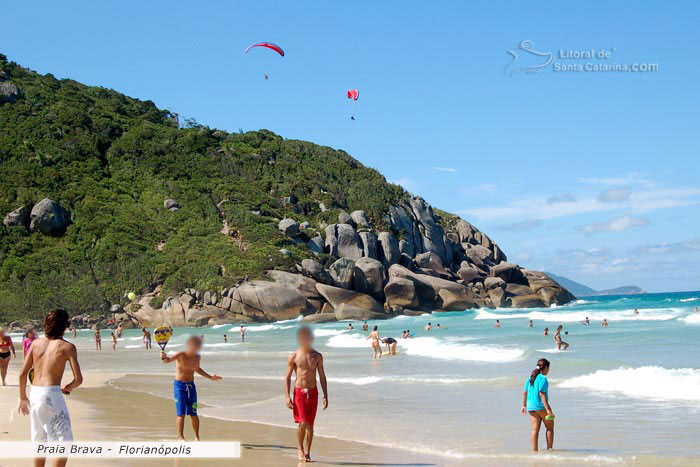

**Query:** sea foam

left=475, top=307, right=683, bottom=322
left=558, top=366, right=700, bottom=403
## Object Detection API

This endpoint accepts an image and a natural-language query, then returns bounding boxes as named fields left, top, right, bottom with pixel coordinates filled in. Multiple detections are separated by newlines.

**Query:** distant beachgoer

left=367, top=325, right=382, bottom=360
left=437, top=323, right=446, bottom=329
left=494, top=320, right=501, bottom=328
left=528, top=320, right=533, bottom=328
left=142, top=327, right=152, bottom=350
left=240, top=324, right=246, bottom=343
left=22, top=329, right=37, bottom=359
left=71, top=328, right=77, bottom=339
left=406, top=329, right=414, bottom=338
left=0, top=327, right=16, bottom=385
left=582, top=317, right=590, bottom=326
left=634, top=308, right=639, bottom=315
left=94, top=328, right=102, bottom=351
left=19, top=308, right=83, bottom=465
left=602, top=319, right=609, bottom=327
left=425, top=322, right=432, bottom=331
left=694, top=307, right=698, bottom=313
left=224, top=334, right=228, bottom=343
left=554, top=325, right=569, bottom=350
left=161, top=335, right=222, bottom=441
left=361, top=321, right=368, bottom=332
left=543, top=327, right=549, bottom=336
left=382, top=337, right=398, bottom=355
left=521, top=358, right=554, bottom=451
left=285, top=326, right=328, bottom=463
left=347, top=323, right=354, bottom=331
left=111, top=332, right=117, bottom=351
left=115, top=323, right=123, bottom=338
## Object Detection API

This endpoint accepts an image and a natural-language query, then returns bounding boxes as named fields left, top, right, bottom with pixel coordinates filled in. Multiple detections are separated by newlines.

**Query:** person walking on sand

left=161, top=336, right=222, bottom=441
left=71, top=328, right=77, bottom=339
left=0, top=327, right=16, bottom=385
left=19, top=308, right=83, bottom=467
left=554, top=325, right=569, bottom=350
left=94, top=328, right=102, bottom=351
left=142, top=327, right=152, bottom=350
left=111, top=332, right=117, bottom=351
left=23, top=329, right=37, bottom=360
left=284, top=326, right=328, bottom=463
left=367, top=325, right=382, bottom=360
left=521, top=358, right=555, bottom=451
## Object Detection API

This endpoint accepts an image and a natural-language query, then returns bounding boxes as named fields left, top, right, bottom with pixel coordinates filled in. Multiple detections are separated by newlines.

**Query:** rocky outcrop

left=388, top=264, right=481, bottom=311
left=358, top=231, right=378, bottom=259
left=377, top=232, right=400, bottom=267
left=316, top=283, right=384, bottom=314
left=350, top=210, right=370, bottom=228
left=384, top=277, right=419, bottom=308
left=490, top=262, right=527, bottom=285
left=301, top=259, right=331, bottom=284
left=3, top=206, right=29, bottom=228
left=230, top=281, right=311, bottom=321
left=29, top=199, right=71, bottom=235
left=278, top=218, right=299, bottom=237
left=325, top=223, right=363, bottom=259
left=0, top=82, right=20, bottom=104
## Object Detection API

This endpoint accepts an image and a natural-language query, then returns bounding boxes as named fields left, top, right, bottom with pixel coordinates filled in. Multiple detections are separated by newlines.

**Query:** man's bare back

left=26, top=337, right=80, bottom=389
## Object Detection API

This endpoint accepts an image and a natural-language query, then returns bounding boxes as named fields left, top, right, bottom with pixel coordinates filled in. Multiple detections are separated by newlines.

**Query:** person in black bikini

left=0, top=327, right=16, bottom=385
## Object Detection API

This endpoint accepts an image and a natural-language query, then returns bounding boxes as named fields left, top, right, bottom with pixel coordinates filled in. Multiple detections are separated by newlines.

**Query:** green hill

left=0, top=53, right=403, bottom=321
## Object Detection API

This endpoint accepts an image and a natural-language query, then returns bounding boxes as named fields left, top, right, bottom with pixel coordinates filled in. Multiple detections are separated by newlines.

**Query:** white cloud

left=598, top=188, right=630, bottom=203
left=433, top=166, right=457, bottom=173
left=578, top=172, right=654, bottom=188
left=578, top=216, right=649, bottom=235
left=547, top=194, right=576, bottom=204
left=496, top=219, right=541, bottom=231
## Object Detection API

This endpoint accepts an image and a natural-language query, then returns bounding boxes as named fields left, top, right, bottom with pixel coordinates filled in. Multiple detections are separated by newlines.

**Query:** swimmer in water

left=543, top=327, right=549, bottom=336
left=494, top=320, right=501, bottom=328
left=528, top=319, right=533, bottom=328
left=602, top=318, right=608, bottom=327
left=554, top=325, right=569, bottom=350
left=582, top=317, right=590, bottom=326
left=347, top=323, right=354, bottom=331
left=634, top=308, right=639, bottom=315
left=361, top=321, right=368, bottom=332
left=425, top=322, right=432, bottom=331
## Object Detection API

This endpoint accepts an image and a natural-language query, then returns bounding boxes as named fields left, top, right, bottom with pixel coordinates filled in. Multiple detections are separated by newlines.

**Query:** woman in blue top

left=521, top=358, right=555, bottom=451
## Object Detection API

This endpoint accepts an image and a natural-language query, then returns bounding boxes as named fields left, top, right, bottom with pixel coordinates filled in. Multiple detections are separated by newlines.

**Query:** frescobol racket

left=153, top=326, right=172, bottom=352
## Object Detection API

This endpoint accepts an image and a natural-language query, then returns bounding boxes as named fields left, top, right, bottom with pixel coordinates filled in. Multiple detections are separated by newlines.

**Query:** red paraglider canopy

left=244, top=42, right=285, bottom=57
left=347, top=89, right=359, bottom=100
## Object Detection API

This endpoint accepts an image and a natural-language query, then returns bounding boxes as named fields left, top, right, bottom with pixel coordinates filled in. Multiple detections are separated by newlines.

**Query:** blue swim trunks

left=173, top=380, right=198, bottom=416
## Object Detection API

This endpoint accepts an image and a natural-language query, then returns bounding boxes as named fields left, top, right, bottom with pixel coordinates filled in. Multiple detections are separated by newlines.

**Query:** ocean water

left=34, top=292, right=700, bottom=465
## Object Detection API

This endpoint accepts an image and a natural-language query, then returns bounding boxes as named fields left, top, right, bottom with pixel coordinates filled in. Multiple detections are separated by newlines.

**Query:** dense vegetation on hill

left=0, top=53, right=405, bottom=322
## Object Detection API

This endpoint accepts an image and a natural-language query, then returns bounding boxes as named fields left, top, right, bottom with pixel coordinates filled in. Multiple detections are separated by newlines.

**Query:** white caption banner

left=2, top=441, right=241, bottom=458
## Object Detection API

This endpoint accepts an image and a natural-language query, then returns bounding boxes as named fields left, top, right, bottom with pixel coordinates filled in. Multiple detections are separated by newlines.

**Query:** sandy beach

left=0, top=368, right=441, bottom=467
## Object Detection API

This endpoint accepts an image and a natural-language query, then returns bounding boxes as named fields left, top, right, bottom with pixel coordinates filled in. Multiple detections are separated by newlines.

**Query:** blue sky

left=3, top=1, right=699, bottom=292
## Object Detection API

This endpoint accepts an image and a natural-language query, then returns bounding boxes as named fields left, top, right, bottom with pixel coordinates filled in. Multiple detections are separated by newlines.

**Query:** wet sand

left=1, top=370, right=441, bottom=466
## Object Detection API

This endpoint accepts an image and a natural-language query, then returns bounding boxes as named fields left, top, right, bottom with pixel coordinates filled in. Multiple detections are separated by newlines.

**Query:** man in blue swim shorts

left=161, top=335, right=222, bottom=440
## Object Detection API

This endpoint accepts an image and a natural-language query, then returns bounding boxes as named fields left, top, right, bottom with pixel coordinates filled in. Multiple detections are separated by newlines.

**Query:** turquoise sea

left=36, top=291, right=700, bottom=465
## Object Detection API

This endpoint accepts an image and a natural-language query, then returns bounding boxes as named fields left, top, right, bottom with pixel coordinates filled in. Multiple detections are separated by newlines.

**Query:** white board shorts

left=29, top=385, right=73, bottom=442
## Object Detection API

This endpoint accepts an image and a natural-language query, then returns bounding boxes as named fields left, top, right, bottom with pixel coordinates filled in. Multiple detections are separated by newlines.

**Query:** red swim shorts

left=293, top=387, right=318, bottom=425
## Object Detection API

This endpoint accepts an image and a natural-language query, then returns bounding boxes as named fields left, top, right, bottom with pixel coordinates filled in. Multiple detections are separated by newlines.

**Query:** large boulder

left=29, top=199, right=71, bottom=235
left=457, top=266, right=482, bottom=283
left=306, top=235, right=324, bottom=254
left=384, top=277, right=419, bottom=308
left=316, top=283, right=384, bottom=313
left=334, top=304, right=388, bottom=321
left=388, top=264, right=478, bottom=311
left=163, top=199, right=180, bottom=211
left=301, top=259, right=332, bottom=284
left=302, top=314, right=338, bottom=324
left=230, top=281, right=311, bottom=321
left=325, top=223, right=362, bottom=259
left=377, top=232, right=400, bottom=267
left=506, top=295, right=546, bottom=308
left=353, top=257, right=385, bottom=299
left=358, top=231, right=378, bottom=259
left=329, top=257, right=356, bottom=289
left=267, top=270, right=321, bottom=300
left=3, top=206, right=29, bottom=228
left=466, top=244, right=493, bottom=263
left=408, top=197, right=449, bottom=265
left=523, top=270, right=576, bottom=306
left=338, top=211, right=353, bottom=225
left=415, top=252, right=453, bottom=279
left=278, top=218, right=299, bottom=237
left=350, top=210, right=370, bottom=228
left=490, top=262, right=528, bottom=285
left=505, top=284, right=535, bottom=296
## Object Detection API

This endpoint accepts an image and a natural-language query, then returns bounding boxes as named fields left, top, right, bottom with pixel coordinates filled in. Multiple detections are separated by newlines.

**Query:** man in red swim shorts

left=285, top=326, right=328, bottom=462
